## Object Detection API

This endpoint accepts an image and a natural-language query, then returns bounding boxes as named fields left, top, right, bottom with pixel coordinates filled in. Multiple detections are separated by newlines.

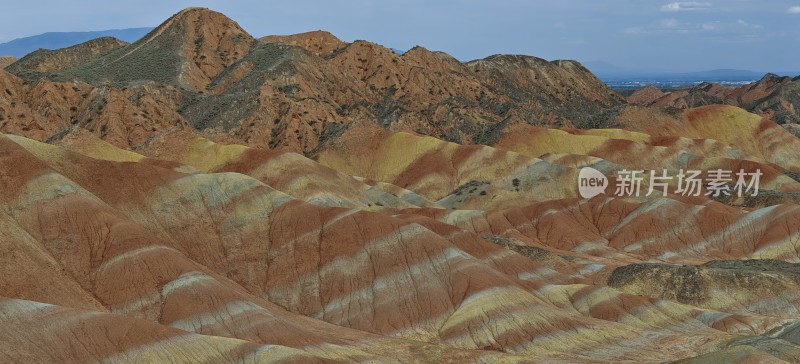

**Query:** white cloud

left=736, top=20, right=762, bottom=29
left=625, top=18, right=764, bottom=37
left=787, top=6, right=800, bottom=14
left=660, top=18, right=679, bottom=28
left=660, top=2, right=712, bottom=12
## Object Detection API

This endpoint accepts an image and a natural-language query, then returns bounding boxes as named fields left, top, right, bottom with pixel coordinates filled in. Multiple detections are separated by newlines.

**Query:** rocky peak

left=401, top=46, right=462, bottom=67
left=50, top=7, right=256, bottom=91
left=260, top=30, right=346, bottom=57
left=149, top=7, right=257, bottom=90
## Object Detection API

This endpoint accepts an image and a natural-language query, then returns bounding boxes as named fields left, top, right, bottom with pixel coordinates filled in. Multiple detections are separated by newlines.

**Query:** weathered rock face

left=260, top=30, right=347, bottom=57
left=177, top=36, right=626, bottom=153
left=45, top=7, right=257, bottom=91
left=3, top=7, right=624, bottom=154
left=4, top=124, right=800, bottom=362
left=0, top=56, right=16, bottom=68
left=784, top=123, right=800, bottom=137
left=625, top=84, right=664, bottom=105
left=0, top=69, right=190, bottom=147
left=466, top=56, right=624, bottom=128
left=609, top=260, right=800, bottom=311
left=6, top=37, right=127, bottom=75
left=628, top=73, right=800, bottom=125
left=2, top=6, right=800, bottom=364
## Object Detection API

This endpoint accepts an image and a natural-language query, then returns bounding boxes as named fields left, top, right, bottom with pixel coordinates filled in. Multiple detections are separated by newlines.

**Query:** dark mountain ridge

left=0, top=27, right=153, bottom=58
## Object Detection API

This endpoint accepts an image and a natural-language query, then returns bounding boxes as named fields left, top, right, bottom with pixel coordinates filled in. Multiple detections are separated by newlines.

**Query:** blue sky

left=1, top=0, right=799, bottom=72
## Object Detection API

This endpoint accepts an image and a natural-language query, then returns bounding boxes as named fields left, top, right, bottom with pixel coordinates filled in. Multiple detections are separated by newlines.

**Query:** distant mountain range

left=583, top=61, right=798, bottom=82
left=0, top=28, right=153, bottom=58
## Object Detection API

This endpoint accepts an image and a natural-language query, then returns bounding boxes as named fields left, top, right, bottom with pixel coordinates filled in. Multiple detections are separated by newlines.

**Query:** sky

left=1, top=0, right=799, bottom=73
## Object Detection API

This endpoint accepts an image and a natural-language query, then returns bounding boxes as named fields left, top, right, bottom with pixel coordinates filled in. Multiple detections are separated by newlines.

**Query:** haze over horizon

left=1, top=0, right=799, bottom=73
